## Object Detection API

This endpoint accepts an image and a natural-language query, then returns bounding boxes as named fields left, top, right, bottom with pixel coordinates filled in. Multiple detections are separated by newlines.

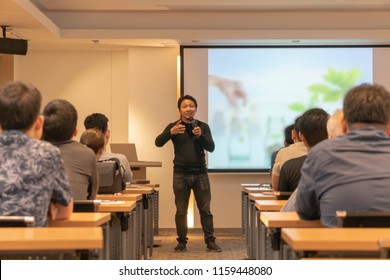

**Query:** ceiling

left=2, top=0, right=390, bottom=50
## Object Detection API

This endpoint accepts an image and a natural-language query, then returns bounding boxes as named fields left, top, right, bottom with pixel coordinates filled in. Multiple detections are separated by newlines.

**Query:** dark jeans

left=173, top=172, right=216, bottom=244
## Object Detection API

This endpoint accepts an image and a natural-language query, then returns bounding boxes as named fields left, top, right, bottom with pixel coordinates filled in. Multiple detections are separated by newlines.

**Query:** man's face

left=179, top=99, right=197, bottom=122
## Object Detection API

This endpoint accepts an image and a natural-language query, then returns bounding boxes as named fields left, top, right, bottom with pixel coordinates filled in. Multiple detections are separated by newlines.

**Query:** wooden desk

left=255, top=200, right=287, bottom=212
left=125, top=185, right=160, bottom=235
left=282, top=228, right=390, bottom=259
left=241, top=183, right=271, bottom=188
left=129, top=161, right=162, bottom=181
left=99, top=201, right=136, bottom=212
left=0, top=227, right=102, bottom=259
left=129, top=161, right=162, bottom=167
left=250, top=200, right=287, bottom=260
left=378, top=239, right=390, bottom=258
left=260, top=212, right=323, bottom=228
left=123, top=184, right=160, bottom=235
left=99, top=201, right=138, bottom=260
left=96, top=193, right=147, bottom=259
left=49, top=213, right=111, bottom=227
left=123, top=186, right=154, bottom=195
left=242, top=184, right=275, bottom=233
left=242, top=186, right=274, bottom=194
left=249, top=193, right=278, bottom=201
left=49, top=212, right=111, bottom=259
left=97, top=193, right=142, bottom=201
left=96, top=196, right=154, bottom=259
left=123, top=186, right=155, bottom=259
left=244, top=191, right=278, bottom=259
left=128, top=183, right=159, bottom=189
left=258, top=212, right=323, bottom=260
left=241, top=185, right=273, bottom=234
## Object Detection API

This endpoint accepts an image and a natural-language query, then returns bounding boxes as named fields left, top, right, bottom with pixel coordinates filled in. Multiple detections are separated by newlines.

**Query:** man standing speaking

left=155, top=95, right=221, bottom=252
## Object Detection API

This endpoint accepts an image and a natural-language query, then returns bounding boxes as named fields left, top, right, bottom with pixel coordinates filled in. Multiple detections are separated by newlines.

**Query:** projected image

left=207, top=48, right=372, bottom=170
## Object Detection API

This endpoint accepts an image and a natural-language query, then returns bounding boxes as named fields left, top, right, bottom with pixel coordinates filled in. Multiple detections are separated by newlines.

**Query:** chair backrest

left=0, top=216, right=35, bottom=227
left=73, top=200, right=101, bottom=212
left=336, top=210, right=390, bottom=228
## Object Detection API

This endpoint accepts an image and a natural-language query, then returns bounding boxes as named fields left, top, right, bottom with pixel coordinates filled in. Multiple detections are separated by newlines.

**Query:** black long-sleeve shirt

left=155, top=119, right=215, bottom=173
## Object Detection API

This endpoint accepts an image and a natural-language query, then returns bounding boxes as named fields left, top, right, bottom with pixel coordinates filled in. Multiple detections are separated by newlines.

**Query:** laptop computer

left=109, top=143, right=138, bottom=162
left=110, top=143, right=153, bottom=184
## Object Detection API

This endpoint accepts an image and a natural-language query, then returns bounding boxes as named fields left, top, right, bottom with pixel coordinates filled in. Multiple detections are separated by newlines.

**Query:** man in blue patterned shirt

left=0, top=81, right=73, bottom=227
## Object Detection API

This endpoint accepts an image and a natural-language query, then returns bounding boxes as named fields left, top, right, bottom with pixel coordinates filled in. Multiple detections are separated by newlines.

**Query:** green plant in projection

left=288, top=68, right=363, bottom=112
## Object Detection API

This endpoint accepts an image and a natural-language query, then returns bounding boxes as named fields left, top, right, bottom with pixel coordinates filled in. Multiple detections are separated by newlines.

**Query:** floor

left=151, top=228, right=247, bottom=260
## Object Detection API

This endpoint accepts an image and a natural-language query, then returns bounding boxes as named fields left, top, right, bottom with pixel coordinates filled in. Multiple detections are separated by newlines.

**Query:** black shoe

left=174, top=242, right=187, bottom=252
left=206, top=241, right=222, bottom=252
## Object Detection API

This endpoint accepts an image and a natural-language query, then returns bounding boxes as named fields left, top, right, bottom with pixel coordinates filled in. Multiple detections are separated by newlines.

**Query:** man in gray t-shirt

left=43, top=99, right=98, bottom=200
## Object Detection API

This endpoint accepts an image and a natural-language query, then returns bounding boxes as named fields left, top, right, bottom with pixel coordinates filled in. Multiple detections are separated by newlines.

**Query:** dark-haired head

left=343, top=83, right=390, bottom=129
left=42, top=99, right=77, bottom=142
left=84, top=113, right=109, bottom=134
left=177, top=95, right=198, bottom=109
left=0, top=81, right=41, bottom=132
left=298, top=108, right=329, bottom=148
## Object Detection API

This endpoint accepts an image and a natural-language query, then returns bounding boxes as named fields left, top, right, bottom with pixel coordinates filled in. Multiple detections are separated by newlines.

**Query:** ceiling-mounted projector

left=0, top=26, right=28, bottom=55
left=0, top=38, right=28, bottom=55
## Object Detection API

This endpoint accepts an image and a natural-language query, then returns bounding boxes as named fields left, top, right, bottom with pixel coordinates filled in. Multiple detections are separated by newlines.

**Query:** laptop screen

left=110, top=143, right=138, bottom=162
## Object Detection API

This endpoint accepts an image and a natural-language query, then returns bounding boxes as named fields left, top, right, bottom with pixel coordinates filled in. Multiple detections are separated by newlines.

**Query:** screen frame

left=180, top=44, right=390, bottom=173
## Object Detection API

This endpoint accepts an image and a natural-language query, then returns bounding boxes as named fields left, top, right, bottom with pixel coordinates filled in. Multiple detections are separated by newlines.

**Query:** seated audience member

left=327, top=109, right=345, bottom=139
left=282, top=108, right=343, bottom=212
left=80, top=128, right=105, bottom=160
left=279, top=108, right=329, bottom=211
left=0, top=81, right=73, bottom=226
left=271, top=116, right=307, bottom=190
left=270, top=124, right=294, bottom=175
left=296, top=84, right=390, bottom=227
left=42, top=100, right=98, bottom=200
left=84, top=113, right=133, bottom=183
left=278, top=108, right=329, bottom=193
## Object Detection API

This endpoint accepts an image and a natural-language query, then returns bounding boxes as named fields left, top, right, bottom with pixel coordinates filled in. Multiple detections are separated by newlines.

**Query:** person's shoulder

left=288, top=142, right=307, bottom=151
left=275, top=145, right=289, bottom=157
left=35, top=139, right=61, bottom=155
left=309, top=138, right=335, bottom=155
left=49, top=141, right=95, bottom=167
left=167, top=120, right=180, bottom=126
left=284, top=155, right=306, bottom=167
left=26, top=140, right=64, bottom=165
left=67, top=141, right=96, bottom=157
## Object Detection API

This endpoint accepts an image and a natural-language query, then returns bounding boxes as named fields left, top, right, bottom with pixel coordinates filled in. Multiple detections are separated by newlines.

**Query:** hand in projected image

left=209, top=75, right=247, bottom=107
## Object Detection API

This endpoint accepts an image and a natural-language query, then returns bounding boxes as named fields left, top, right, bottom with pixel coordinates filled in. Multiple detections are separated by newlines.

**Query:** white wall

left=374, top=48, right=390, bottom=90
left=14, top=50, right=129, bottom=142
left=127, top=47, right=178, bottom=228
